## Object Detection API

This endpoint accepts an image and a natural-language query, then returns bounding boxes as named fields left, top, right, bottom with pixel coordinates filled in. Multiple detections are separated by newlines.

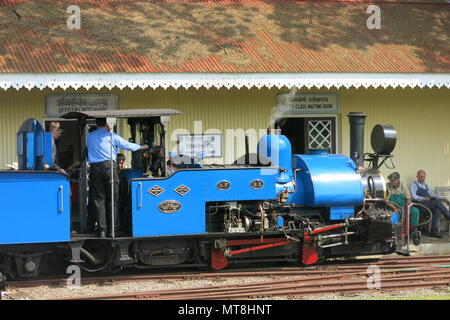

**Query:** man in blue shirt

left=410, top=170, right=450, bottom=238
left=87, top=118, right=148, bottom=238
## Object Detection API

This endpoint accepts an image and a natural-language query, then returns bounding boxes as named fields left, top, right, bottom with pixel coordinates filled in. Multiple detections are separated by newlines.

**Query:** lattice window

left=308, top=120, right=332, bottom=150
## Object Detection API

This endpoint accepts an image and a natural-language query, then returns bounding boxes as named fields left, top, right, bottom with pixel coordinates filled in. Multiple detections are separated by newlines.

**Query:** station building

left=0, top=0, right=449, bottom=189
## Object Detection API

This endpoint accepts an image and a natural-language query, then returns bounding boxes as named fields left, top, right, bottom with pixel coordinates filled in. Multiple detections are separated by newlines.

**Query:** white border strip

left=0, top=73, right=449, bottom=90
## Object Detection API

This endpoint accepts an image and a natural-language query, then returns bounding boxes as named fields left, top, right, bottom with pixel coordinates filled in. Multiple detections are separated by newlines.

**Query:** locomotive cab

left=59, top=109, right=181, bottom=237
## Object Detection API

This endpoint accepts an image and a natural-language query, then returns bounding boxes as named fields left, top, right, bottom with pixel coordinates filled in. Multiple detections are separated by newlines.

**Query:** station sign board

left=276, top=92, right=338, bottom=114
left=45, top=94, right=119, bottom=116
left=178, top=134, right=222, bottom=158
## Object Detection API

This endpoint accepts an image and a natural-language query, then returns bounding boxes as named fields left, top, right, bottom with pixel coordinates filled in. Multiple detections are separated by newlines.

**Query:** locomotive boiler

left=0, top=110, right=408, bottom=279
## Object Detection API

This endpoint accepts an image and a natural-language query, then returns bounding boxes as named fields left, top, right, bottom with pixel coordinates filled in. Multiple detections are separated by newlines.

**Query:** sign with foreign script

left=45, top=94, right=119, bottom=116
left=178, top=134, right=222, bottom=158
left=276, top=92, right=338, bottom=114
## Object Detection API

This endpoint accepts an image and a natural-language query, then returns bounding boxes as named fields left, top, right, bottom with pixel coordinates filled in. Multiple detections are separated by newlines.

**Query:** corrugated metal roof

left=0, top=0, right=448, bottom=73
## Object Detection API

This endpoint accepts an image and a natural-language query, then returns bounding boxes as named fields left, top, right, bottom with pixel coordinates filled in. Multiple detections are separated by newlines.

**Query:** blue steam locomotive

left=0, top=110, right=409, bottom=279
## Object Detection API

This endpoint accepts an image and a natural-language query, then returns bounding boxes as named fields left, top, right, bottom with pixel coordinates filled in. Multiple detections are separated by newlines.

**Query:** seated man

left=410, top=170, right=450, bottom=238
left=387, top=172, right=420, bottom=228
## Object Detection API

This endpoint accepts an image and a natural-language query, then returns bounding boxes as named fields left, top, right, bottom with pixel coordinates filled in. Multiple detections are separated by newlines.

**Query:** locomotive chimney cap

left=347, top=112, right=367, bottom=120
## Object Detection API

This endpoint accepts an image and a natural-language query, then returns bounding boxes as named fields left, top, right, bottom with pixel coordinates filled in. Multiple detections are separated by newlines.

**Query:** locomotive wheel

left=3, top=255, right=42, bottom=280
left=77, top=240, right=114, bottom=273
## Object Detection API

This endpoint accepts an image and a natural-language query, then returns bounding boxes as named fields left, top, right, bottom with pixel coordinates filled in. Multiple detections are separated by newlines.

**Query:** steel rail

left=8, top=255, right=450, bottom=290
left=61, top=267, right=450, bottom=300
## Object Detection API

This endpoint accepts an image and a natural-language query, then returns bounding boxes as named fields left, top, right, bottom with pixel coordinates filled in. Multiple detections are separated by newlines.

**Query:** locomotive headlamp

left=371, top=124, right=397, bottom=155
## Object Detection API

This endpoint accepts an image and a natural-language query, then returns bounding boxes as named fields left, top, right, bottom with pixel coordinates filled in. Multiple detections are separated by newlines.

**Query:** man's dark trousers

left=89, top=160, right=120, bottom=234
left=421, top=199, right=450, bottom=232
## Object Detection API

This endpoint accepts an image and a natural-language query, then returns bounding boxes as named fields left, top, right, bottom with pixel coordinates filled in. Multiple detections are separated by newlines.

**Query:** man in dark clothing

left=410, top=170, right=450, bottom=238
left=87, top=118, right=148, bottom=238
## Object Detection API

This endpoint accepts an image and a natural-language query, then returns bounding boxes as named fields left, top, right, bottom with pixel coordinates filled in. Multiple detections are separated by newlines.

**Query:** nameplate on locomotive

left=158, top=200, right=182, bottom=214
left=250, top=179, right=264, bottom=189
left=217, top=180, right=231, bottom=190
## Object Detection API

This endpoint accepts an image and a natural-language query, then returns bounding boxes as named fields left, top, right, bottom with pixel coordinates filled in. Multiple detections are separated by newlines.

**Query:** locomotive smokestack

left=347, top=112, right=367, bottom=168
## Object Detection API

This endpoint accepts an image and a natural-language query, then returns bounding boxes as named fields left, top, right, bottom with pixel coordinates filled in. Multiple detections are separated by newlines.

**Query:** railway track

left=7, top=255, right=450, bottom=299
left=64, top=267, right=450, bottom=300
left=5, top=255, right=449, bottom=289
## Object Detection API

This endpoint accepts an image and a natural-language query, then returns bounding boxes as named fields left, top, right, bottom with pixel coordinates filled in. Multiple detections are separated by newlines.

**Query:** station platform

left=409, top=231, right=450, bottom=256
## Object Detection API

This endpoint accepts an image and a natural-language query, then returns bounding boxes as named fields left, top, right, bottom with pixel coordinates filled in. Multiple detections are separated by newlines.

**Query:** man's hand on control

left=141, top=144, right=149, bottom=150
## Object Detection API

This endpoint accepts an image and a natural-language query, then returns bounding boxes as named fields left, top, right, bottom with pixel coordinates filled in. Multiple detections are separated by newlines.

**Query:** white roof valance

left=0, top=73, right=449, bottom=90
